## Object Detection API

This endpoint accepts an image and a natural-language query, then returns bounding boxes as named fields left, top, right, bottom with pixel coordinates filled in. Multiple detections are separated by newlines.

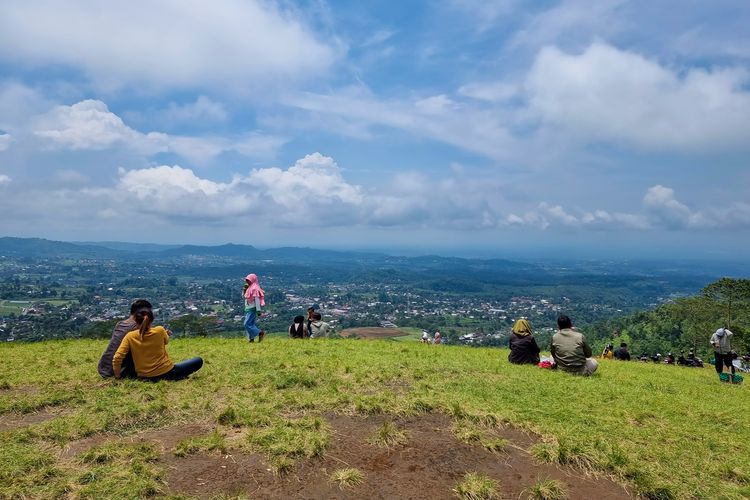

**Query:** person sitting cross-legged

left=113, top=303, right=203, bottom=381
left=550, top=315, right=598, bottom=376
left=508, top=319, right=541, bottom=365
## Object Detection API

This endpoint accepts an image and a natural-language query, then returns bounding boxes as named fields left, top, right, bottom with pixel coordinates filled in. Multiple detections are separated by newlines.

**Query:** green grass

left=453, top=472, right=499, bottom=500
left=174, top=429, right=227, bottom=457
left=367, top=420, right=409, bottom=448
left=526, top=479, right=568, bottom=500
left=330, top=467, right=364, bottom=489
left=0, top=338, right=749, bottom=499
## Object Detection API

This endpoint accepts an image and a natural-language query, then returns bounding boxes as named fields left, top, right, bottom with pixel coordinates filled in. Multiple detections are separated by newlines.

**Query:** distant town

left=1, top=238, right=713, bottom=347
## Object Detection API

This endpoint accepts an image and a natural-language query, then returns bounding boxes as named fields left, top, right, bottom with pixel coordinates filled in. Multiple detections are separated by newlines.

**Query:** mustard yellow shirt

left=113, top=326, right=174, bottom=378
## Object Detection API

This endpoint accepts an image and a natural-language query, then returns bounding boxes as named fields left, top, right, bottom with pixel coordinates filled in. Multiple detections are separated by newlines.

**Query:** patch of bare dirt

left=341, top=327, right=408, bottom=339
left=0, top=407, right=66, bottom=431
left=165, top=413, right=631, bottom=499
left=60, top=422, right=213, bottom=458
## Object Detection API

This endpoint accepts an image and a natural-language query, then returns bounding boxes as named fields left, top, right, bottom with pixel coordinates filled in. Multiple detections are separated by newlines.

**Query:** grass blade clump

left=247, top=416, right=330, bottom=474
left=174, top=429, right=227, bottom=457
left=76, top=442, right=164, bottom=498
left=330, top=468, right=364, bottom=489
left=367, top=421, right=408, bottom=448
left=453, top=422, right=482, bottom=443
left=453, top=472, right=499, bottom=500
left=527, top=479, right=568, bottom=500
left=480, top=437, right=508, bottom=454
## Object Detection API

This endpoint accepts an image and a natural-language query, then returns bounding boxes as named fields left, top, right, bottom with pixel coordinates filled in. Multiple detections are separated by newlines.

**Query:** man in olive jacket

left=551, top=315, right=598, bottom=376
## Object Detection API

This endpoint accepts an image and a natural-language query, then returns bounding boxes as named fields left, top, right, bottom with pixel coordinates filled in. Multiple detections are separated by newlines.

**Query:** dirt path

left=165, top=413, right=631, bottom=499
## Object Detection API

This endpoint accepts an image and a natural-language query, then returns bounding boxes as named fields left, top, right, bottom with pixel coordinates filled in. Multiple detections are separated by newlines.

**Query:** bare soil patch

left=0, top=407, right=65, bottom=431
left=60, top=422, right=213, bottom=458
left=340, top=327, right=408, bottom=339
left=165, top=413, right=631, bottom=499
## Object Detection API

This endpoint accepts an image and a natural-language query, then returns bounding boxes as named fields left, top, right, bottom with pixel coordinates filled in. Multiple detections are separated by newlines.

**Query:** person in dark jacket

left=613, top=342, right=631, bottom=361
left=508, top=319, right=541, bottom=365
left=288, top=315, right=308, bottom=338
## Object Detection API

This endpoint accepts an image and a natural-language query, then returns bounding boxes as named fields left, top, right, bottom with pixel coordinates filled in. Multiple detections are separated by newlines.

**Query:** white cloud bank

left=59, top=154, right=748, bottom=232
left=526, top=43, right=750, bottom=151
left=0, top=0, right=341, bottom=92
left=32, top=100, right=285, bottom=163
left=284, top=42, right=750, bottom=157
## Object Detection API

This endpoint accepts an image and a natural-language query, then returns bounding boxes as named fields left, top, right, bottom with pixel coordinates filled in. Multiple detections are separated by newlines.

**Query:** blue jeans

left=244, top=309, right=261, bottom=339
left=146, top=357, right=203, bottom=381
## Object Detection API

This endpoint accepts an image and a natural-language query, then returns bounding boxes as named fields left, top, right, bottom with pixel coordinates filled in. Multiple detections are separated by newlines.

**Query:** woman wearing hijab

left=508, top=319, right=541, bottom=365
left=243, top=273, right=266, bottom=342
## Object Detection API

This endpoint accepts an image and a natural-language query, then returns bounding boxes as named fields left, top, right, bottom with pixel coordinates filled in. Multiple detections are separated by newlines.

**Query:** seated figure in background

left=507, top=319, right=540, bottom=365
left=551, top=315, right=598, bottom=376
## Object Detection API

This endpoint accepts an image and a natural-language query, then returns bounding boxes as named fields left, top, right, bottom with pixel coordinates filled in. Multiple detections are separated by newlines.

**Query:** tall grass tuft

left=526, top=479, right=568, bottom=500
left=453, top=472, right=499, bottom=500
left=330, top=468, right=364, bottom=489
left=367, top=421, right=409, bottom=448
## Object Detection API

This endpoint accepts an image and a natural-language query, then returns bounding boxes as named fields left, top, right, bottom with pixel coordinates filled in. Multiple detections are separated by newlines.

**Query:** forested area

left=590, top=278, right=750, bottom=357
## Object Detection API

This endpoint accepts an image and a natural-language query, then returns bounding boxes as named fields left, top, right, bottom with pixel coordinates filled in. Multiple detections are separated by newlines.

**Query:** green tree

left=702, top=278, right=750, bottom=328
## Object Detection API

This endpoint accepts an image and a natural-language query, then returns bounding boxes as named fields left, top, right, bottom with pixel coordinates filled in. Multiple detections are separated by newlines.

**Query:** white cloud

left=283, top=89, right=517, bottom=160
left=34, top=100, right=154, bottom=151
left=526, top=43, right=750, bottom=150
left=447, top=0, right=519, bottom=32
left=0, top=133, right=10, bottom=151
left=32, top=100, right=285, bottom=163
left=0, top=174, right=11, bottom=185
left=504, top=185, right=750, bottom=231
left=163, top=96, right=228, bottom=124
left=510, top=0, right=627, bottom=49
left=505, top=203, right=649, bottom=230
left=360, top=30, right=396, bottom=48
left=643, top=185, right=709, bottom=228
left=112, top=153, right=364, bottom=224
left=458, top=82, right=517, bottom=102
left=0, top=0, right=341, bottom=93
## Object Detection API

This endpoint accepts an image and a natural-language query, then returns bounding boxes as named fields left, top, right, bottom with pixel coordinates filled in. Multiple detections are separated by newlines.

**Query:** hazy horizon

left=4, top=233, right=748, bottom=268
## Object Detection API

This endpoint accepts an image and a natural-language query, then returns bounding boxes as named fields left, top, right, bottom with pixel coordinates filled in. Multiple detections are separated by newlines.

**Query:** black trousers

left=714, top=352, right=735, bottom=375
left=146, top=357, right=203, bottom=381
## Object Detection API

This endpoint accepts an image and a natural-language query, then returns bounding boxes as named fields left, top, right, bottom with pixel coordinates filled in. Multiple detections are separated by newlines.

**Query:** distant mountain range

left=1, top=236, right=747, bottom=278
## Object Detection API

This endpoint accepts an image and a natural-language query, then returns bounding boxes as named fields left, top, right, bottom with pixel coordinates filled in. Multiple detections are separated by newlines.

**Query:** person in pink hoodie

left=243, top=273, right=266, bottom=342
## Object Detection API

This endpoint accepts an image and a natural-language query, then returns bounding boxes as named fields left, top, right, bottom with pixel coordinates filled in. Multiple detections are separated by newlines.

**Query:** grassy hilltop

left=1, top=337, right=749, bottom=499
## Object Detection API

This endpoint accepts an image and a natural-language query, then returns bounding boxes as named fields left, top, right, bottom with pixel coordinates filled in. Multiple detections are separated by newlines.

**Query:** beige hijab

left=512, top=319, right=533, bottom=336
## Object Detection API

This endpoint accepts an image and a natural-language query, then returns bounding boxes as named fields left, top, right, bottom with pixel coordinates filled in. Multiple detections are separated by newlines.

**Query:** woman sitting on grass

left=113, top=303, right=203, bottom=381
left=289, top=315, right=308, bottom=338
left=508, top=319, right=541, bottom=365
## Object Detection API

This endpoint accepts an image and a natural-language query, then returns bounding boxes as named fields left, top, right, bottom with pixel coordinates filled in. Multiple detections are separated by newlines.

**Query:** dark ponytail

left=137, top=309, right=154, bottom=339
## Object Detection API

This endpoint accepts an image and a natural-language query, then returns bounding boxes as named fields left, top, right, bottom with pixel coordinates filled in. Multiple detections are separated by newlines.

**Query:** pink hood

left=244, top=273, right=266, bottom=306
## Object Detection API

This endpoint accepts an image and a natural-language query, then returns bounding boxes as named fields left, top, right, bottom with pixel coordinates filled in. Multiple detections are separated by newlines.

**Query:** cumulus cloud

left=34, top=100, right=156, bottom=151
left=32, top=100, right=285, bottom=163
left=526, top=43, right=750, bottom=150
left=505, top=203, right=649, bottom=230
left=0, top=0, right=341, bottom=93
left=504, top=185, right=750, bottom=231
left=0, top=174, right=11, bottom=185
left=643, top=185, right=713, bottom=229
left=111, top=153, right=364, bottom=224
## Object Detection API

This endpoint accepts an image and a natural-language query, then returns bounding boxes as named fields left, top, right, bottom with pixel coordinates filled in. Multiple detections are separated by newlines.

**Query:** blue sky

left=0, top=0, right=749, bottom=259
